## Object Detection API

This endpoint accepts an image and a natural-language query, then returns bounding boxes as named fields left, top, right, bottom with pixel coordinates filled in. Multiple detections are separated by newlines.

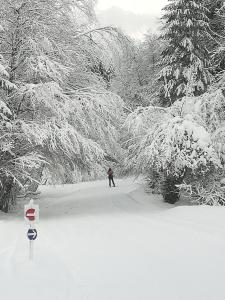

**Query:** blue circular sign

left=27, top=228, right=37, bottom=240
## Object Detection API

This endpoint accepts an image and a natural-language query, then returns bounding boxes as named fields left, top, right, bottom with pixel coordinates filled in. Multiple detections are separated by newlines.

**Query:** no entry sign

left=25, top=208, right=35, bottom=221
left=24, top=199, right=39, bottom=224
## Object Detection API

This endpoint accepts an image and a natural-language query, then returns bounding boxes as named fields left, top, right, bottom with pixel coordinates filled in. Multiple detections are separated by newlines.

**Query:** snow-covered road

left=1, top=178, right=225, bottom=300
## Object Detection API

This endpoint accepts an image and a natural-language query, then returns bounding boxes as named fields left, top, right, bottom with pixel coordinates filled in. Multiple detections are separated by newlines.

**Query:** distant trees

left=134, top=33, right=164, bottom=106
left=112, top=33, right=164, bottom=109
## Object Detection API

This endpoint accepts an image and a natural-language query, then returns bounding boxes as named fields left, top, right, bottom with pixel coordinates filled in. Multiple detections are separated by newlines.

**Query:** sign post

left=27, top=228, right=37, bottom=260
left=30, top=239, right=33, bottom=260
left=24, top=199, right=39, bottom=261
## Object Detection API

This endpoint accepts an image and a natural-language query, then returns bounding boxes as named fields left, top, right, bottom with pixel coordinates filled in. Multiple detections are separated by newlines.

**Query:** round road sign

left=27, top=228, right=37, bottom=240
left=25, top=208, right=35, bottom=221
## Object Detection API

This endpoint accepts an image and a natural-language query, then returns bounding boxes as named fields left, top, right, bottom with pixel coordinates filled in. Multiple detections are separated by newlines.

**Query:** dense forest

left=0, top=0, right=225, bottom=212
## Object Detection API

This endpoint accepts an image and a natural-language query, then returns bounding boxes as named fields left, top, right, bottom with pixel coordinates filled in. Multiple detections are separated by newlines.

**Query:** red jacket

left=107, top=170, right=113, bottom=177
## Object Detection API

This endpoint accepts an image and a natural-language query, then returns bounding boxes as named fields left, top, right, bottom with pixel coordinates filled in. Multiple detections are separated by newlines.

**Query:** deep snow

left=1, top=178, right=225, bottom=300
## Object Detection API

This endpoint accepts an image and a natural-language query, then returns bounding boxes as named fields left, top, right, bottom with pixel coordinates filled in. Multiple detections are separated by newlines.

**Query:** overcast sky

left=96, top=0, right=169, bottom=39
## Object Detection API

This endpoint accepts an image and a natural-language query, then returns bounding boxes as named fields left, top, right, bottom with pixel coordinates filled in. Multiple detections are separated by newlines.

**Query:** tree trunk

left=161, top=175, right=183, bottom=204
left=27, top=166, right=44, bottom=192
left=0, top=176, right=17, bottom=213
left=148, top=170, right=162, bottom=194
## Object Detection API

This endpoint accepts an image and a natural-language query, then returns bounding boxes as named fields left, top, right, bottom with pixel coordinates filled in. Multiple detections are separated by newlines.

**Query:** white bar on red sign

left=24, top=199, right=39, bottom=224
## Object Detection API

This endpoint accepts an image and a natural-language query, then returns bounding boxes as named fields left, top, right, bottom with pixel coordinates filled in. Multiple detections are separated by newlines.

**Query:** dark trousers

left=109, top=176, right=115, bottom=187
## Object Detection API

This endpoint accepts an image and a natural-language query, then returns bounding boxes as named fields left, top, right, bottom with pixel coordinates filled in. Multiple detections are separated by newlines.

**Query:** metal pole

left=29, top=240, right=34, bottom=260
left=29, top=224, right=34, bottom=261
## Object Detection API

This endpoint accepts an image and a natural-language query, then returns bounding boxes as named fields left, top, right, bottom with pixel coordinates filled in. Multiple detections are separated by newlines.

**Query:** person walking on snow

left=107, top=168, right=115, bottom=187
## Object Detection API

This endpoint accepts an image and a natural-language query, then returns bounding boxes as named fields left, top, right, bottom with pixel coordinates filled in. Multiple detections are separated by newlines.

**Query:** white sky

left=96, top=0, right=169, bottom=39
left=96, top=0, right=169, bottom=15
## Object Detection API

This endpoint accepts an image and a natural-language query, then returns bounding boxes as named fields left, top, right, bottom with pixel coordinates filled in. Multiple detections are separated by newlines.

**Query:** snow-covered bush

left=123, top=93, right=223, bottom=203
left=178, top=179, right=225, bottom=206
left=156, top=116, right=218, bottom=174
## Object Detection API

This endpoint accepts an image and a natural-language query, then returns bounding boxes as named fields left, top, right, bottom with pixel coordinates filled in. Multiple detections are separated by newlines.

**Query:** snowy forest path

left=38, top=178, right=170, bottom=219
left=1, top=178, right=225, bottom=300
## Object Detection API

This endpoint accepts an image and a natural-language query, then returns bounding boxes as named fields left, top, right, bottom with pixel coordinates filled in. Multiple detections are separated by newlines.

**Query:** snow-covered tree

left=111, top=33, right=165, bottom=109
left=0, top=0, right=125, bottom=212
left=120, top=1, right=225, bottom=205
left=210, top=2, right=225, bottom=74
left=133, top=33, right=165, bottom=107
left=205, top=0, right=225, bottom=41
left=159, top=0, right=212, bottom=105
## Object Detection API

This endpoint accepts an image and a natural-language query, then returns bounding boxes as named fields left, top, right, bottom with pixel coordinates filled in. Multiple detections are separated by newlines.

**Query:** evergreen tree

left=205, top=0, right=224, bottom=38
left=206, top=0, right=225, bottom=73
left=159, top=0, right=212, bottom=106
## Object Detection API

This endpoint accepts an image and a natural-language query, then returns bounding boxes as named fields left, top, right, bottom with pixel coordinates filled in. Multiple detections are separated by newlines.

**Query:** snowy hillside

left=1, top=178, right=225, bottom=300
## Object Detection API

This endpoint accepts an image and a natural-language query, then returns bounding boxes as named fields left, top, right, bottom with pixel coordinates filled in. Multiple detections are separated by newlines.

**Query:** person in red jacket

left=107, top=168, right=115, bottom=187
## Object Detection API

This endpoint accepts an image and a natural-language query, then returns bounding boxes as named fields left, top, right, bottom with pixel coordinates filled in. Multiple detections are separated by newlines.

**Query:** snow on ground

left=1, top=178, right=225, bottom=300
